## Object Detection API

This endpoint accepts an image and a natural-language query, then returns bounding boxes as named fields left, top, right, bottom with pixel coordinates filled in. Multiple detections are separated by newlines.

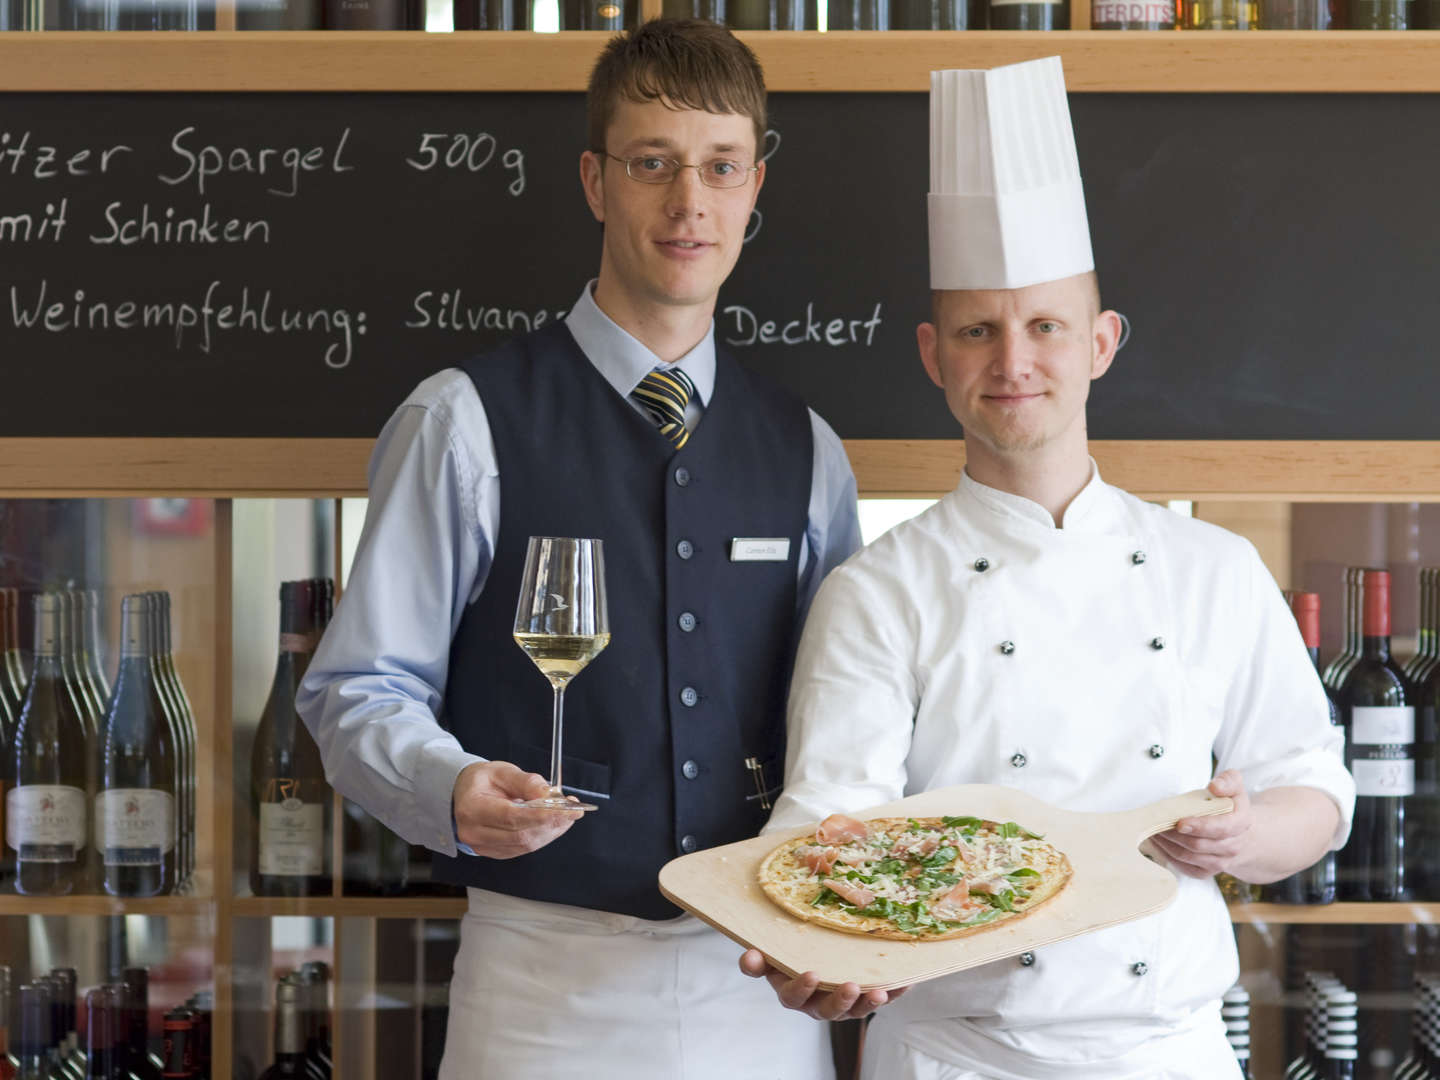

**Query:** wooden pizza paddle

left=657, top=784, right=1233, bottom=991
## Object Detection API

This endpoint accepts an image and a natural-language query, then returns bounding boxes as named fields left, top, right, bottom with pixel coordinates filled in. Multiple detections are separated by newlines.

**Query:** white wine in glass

left=511, top=536, right=609, bottom=812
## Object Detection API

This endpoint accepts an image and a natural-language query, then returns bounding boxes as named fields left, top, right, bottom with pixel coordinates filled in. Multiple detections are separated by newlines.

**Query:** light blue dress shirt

left=296, top=282, right=862, bottom=857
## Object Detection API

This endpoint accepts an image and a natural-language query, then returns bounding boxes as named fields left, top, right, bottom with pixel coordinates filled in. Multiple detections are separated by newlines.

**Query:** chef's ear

left=917, top=320, right=944, bottom=389
left=1090, top=308, right=1123, bottom=380
left=580, top=150, right=606, bottom=224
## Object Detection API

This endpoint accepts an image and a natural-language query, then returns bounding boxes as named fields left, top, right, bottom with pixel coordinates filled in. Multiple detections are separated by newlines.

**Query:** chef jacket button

left=680, top=834, right=698, bottom=853
left=677, top=539, right=694, bottom=560
left=682, top=759, right=700, bottom=780
left=1150, top=636, right=1165, bottom=651
left=680, top=686, right=699, bottom=707
left=1148, top=744, right=1165, bottom=759
left=674, top=466, right=691, bottom=487
left=999, top=641, right=1015, bottom=656
left=974, top=557, right=990, bottom=572
left=1018, top=951, right=1036, bottom=967
left=1132, top=961, right=1149, bottom=977
left=1132, top=551, right=1147, bottom=565
left=1010, top=752, right=1027, bottom=769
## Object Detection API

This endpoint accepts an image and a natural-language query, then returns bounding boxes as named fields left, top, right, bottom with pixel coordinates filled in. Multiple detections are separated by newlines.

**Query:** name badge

left=730, top=538, right=791, bottom=562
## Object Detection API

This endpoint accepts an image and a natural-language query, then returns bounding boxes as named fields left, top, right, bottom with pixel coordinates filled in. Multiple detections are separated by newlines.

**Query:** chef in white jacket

left=741, top=57, right=1357, bottom=1078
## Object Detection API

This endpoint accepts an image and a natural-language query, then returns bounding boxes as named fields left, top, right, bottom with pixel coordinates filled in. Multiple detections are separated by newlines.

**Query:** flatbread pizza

left=758, top=813, right=1072, bottom=941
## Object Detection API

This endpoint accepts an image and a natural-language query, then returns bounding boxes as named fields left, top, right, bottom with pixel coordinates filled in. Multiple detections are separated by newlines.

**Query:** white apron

left=438, top=887, right=834, bottom=1080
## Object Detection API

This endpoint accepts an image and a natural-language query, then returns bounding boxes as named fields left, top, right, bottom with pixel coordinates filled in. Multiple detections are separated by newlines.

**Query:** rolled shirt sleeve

left=297, top=374, right=494, bottom=857
left=1214, top=542, right=1356, bottom=850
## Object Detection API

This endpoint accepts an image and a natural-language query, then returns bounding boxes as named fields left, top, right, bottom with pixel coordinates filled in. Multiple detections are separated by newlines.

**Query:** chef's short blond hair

left=586, top=18, right=768, bottom=159
left=930, top=271, right=1103, bottom=328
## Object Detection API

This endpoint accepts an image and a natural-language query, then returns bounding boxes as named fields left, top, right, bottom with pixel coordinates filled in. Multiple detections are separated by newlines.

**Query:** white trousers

left=438, top=888, right=834, bottom=1080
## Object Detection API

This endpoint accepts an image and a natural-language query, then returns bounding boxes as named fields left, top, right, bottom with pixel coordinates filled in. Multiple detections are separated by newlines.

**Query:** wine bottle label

left=1351, top=705, right=1415, bottom=745
left=96, top=789, right=176, bottom=865
left=279, top=633, right=314, bottom=655
left=1091, top=0, right=1173, bottom=21
left=6, top=785, right=86, bottom=860
left=259, top=798, right=325, bottom=876
left=1351, top=757, right=1415, bottom=797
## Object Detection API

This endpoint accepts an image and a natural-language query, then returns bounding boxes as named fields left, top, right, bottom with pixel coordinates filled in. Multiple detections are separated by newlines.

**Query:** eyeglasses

left=597, top=151, right=759, bottom=190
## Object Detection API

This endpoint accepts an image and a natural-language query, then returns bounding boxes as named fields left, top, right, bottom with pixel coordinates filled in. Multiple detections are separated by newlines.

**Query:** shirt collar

left=563, top=281, right=716, bottom=407
left=958, top=458, right=1117, bottom=533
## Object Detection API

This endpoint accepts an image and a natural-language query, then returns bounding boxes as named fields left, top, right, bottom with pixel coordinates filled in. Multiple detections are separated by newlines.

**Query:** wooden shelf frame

left=3, top=437, right=1440, bottom=501
left=1, top=31, right=1440, bottom=93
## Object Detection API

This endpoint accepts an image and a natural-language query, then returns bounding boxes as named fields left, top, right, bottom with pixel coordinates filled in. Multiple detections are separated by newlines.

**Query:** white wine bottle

left=96, top=595, right=178, bottom=898
left=9, top=593, right=91, bottom=896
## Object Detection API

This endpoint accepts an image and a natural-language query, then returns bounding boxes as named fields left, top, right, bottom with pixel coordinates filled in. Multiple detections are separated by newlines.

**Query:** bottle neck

left=1362, top=634, right=1392, bottom=661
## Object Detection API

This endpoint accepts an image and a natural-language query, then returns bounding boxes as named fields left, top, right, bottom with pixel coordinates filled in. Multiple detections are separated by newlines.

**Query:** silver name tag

left=730, top=538, right=791, bottom=562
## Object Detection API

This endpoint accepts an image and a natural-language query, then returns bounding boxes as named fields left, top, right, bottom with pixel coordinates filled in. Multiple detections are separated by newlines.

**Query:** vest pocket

left=509, top=740, right=612, bottom=801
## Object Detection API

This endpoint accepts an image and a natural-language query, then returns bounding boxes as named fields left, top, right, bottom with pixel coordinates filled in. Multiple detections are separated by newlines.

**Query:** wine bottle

left=660, top=0, right=722, bottom=16
left=1266, top=592, right=1341, bottom=904
left=59, top=594, right=103, bottom=741
left=724, top=0, right=807, bottom=27
left=1090, top=0, right=1172, bottom=25
left=160, top=1009, right=194, bottom=1080
left=258, top=982, right=308, bottom=1080
left=323, top=0, right=417, bottom=28
left=0, top=590, right=22, bottom=726
left=4, top=591, right=26, bottom=705
left=340, top=799, right=408, bottom=897
left=36, top=979, right=76, bottom=1080
left=1179, top=0, right=1256, bottom=25
left=183, top=994, right=211, bottom=1080
left=115, top=0, right=199, bottom=29
left=1325, top=567, right=1361, bottom=691
left=988, top=0, right=1067, bottom=27
left=297, top=965, right=331, bottom=1080
left=73, top=591, right=110, bottom=719
left=827, top=0, right=889, bottom=28
left=120, top=971, right=162, bottom=1080
left=451, top=0, right=527, bottom=26
left=48, top=972, right=80, bottom=1077
left=235, top=0, right=321, bottom=27
left=1413, top=568, right=1440, bottom=688
left=0, top=672, right=15, bottom=892
left=1338, top=568, right=1413, bottom=902
left=1416, top=574, right=1440, bottom=902
left=1348, top=0, right=1411, bottom=24
left=1222, top=984, right=1250, bottom=1078
left=96, top=595, right=178, bottom=898
left=83, top=988, right=118, bottom=1080
left=9, top=593, right=91, bottom=897
left=251, top=583, right=332, bottom=898
left=0, top=968, right=16, bottom=1080
left=149, top=593, right=194, bottom=892
left=1324, top=988, right=1357, bottom=1080
left=16, top=985, right=50, bottom=1080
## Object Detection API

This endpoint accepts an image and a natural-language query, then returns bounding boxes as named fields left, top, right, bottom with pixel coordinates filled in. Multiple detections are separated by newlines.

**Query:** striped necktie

left=631, top=367, right=698, bottom=450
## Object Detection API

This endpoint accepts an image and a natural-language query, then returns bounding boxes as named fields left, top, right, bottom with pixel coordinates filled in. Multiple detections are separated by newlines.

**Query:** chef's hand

left=451, top=760, right=583, bottom=859
left=1151, top=770, right=1253, bottom=880
left=738, top=949, right=907, bottom=1021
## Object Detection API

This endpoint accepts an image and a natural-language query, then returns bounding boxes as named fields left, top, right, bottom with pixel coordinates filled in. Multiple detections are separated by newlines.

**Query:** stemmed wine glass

left=511, top=536, right=610, bottom=812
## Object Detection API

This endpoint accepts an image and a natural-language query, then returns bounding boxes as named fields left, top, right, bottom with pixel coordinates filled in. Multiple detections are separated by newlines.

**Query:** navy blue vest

left=435, top=321, right=813, bottom=919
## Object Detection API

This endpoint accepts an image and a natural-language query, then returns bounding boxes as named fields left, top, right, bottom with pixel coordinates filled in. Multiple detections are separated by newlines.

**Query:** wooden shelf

left=0, top=30, right=1438, bottom=93
left=232, top=895, right=468, bottom=919
left=0, top=893, right=215, bottom=917
left=1229, top=901, right=1440, bottom=924
left=5, top=437, right=1440, bottom=501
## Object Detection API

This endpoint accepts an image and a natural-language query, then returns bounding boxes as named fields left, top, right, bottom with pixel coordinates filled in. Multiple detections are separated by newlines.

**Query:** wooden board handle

left=1117, top=788, right=1234, bottom=841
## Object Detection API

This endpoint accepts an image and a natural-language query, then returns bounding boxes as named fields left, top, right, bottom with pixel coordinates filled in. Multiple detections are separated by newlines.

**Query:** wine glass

left=511, top=536, right=609, bottom=812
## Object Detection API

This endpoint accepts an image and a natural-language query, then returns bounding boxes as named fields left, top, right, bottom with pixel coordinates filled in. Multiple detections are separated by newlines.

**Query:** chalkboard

left=0, top=91, right=1436, bottom=440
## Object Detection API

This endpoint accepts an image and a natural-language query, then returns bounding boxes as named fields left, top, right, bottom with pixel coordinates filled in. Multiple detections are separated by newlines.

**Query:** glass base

left=517, top=793, right=598, bottom=812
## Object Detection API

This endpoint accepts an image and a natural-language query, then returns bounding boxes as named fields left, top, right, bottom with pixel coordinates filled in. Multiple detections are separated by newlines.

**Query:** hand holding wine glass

left=512, top=536, right=610, bottom=812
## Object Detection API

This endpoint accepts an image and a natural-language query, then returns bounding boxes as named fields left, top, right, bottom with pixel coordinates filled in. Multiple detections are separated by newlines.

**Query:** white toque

left=928, top=56, right=1095, bottom=291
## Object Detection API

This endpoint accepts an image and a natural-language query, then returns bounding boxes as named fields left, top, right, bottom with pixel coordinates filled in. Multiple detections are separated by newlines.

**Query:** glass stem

left=548, top=683, right=566, bottom=797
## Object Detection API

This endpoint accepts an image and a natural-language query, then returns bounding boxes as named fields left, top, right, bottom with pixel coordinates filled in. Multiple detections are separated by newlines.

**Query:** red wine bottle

left=1323, top=567, right=1361, bottom=691
left=1338, top=569, right=1413, bottom=901
left=1415, top=568, right=1440, bottom=901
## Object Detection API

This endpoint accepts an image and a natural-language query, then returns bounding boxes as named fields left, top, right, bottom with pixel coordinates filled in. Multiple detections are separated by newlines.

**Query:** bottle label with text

left=1351, top=705, right=1415, bottom=745
left=97, top=788, right=175, bottom=865
left=259, top=797, right=325, bottom=876
left=6, top=784, right=86, bottom=860
left=1351, top=757, right=1416, bottom=797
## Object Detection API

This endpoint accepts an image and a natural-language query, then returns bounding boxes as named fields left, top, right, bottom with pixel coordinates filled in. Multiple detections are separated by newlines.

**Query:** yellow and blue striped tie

left=631, top=367, right=697, bottom=450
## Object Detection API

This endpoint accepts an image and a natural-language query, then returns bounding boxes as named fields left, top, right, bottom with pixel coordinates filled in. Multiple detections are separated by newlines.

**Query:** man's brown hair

left=586, top=18, right=767, bottom=157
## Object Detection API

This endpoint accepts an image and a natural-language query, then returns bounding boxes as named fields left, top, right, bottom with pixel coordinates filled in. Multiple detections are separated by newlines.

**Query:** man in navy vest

left=298, top=18, right=863, bottom=1079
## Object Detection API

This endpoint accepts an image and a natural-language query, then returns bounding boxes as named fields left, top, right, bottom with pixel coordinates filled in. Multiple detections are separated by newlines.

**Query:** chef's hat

left=929, top=56, right=1094, bottom=291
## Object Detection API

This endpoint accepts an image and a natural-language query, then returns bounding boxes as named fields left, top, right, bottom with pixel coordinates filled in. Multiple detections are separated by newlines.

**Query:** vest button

left=674, top=466, right=691, bottom=487
left=682, top=760, right=700, bottom=780
left=678, top=612, right=697, bottom=633
left=677, top=539, right=694, bottom=560
left=680, top=835, right=698, bottom=854
left=680, top=686, right=699, bottom=707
